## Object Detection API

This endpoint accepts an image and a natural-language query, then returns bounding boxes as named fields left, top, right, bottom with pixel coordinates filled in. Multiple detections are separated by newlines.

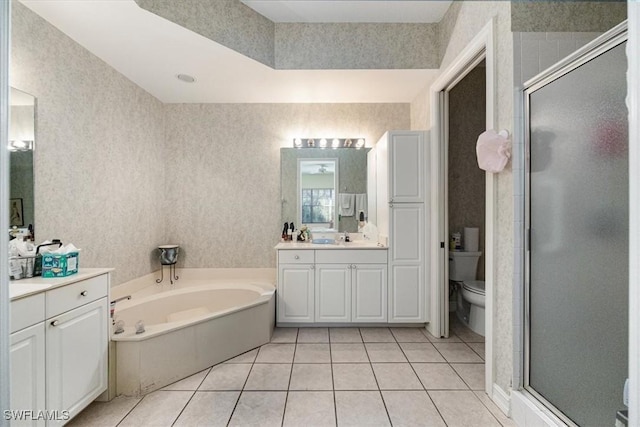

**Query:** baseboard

left=492, top=383, right=511, bottom=416
left=511, top=390, right=566, bottom=427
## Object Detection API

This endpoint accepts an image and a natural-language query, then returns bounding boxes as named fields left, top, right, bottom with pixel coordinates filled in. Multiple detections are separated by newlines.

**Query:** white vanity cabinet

left=277, top=251, right=315, bottom=323
left=277, top=246, right=388, bottom=325
left=9, top=270, right=111, bottom=426
left=10, top=294, right=46, bottom=427
left=46, top=282, right=109, bottom=426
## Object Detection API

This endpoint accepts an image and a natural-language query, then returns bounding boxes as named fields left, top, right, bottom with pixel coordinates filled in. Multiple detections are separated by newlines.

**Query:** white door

left=10, top=323, right=46, bottom=427
left=46, top=298, right=108, bottom=426
left=352, top=264, right=387, bottom=322
left=315, top=264, right=351, bottom=322
left=389, top=131, right=425, bottom=203
left=278, top=264, right=315, bottom=323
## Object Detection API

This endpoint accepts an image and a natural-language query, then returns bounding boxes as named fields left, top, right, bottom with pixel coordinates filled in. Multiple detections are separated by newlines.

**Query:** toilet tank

left=449, top=251, right=481, bottom=281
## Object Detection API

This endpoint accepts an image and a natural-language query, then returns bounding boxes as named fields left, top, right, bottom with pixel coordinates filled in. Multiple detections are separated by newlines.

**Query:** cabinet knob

left=310, top=265, right=315, bottom=270
left=294, top=255, right=300, bottom=260
left=80, top=291, right=88, bottom=297
left=389, top=203, right=393, bottom=208
left=50, top=320, right=59, bottom=327
left=352, top=264, right=356, bottom=269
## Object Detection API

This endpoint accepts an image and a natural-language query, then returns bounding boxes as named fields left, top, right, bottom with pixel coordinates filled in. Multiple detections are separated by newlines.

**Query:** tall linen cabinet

left=373, top=131, right=429, bottom=323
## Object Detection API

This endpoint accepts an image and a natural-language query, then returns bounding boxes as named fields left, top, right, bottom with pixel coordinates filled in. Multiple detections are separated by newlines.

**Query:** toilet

left=449, top=251, right=485, bottom=336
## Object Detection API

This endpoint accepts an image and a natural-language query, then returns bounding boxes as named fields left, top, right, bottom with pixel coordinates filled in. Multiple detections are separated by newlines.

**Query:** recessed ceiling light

left=176, top=74, right=196, bottom=83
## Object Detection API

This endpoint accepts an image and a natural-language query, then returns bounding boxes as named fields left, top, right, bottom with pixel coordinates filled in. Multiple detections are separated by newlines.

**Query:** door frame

left=428, top=18, right=497, bottom=397
left=0, top=0, right=11, bottom=421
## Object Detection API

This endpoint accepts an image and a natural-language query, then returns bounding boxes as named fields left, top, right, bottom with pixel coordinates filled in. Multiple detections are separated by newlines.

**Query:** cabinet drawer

left=315, top=249, right=387, bottom=264
left=278, top=250, right=315, bottom=264
left=11, top=293, right=45, bottom=333
left=46, top=274, right=109, bottom=318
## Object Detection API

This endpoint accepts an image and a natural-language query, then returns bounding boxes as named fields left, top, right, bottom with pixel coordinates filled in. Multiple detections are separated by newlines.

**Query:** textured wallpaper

left=163, top=103, right=409, bottom=268
left=511, top=1, right=626, bottom=33
left=135, top=0, right=275, bottom=68
left=281, top=148, right=370, bottom=233
left=448, top=65, right=486, bottom=279
left=409, top=1, right=515, bottom=394
left=11, top=1, right=167, bottom=286
left=275, top=23, right=440, bottom=69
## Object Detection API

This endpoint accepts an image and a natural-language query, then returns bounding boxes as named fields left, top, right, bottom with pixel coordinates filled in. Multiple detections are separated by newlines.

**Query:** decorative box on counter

left=42, top=251, right=79, bottom=277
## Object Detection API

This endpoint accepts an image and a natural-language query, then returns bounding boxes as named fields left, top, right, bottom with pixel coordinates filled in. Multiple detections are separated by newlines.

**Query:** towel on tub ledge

left=339, top=193, right=355, bottom=216
left=355, top=193, right=367, bottom=218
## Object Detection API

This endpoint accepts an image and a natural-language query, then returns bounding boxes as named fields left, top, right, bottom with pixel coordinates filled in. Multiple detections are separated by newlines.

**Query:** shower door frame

left=522, top=22, right=628, bottom=425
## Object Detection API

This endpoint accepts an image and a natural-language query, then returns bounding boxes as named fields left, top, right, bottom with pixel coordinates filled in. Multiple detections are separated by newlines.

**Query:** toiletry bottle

left=282, top=222, right=289, bottom=241
left=289, top=223, right=294, bottom=241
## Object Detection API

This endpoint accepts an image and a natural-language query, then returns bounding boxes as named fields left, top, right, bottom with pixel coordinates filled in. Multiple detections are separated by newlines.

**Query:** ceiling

left=20, top=0, right=441, bottom=104
left=240, top=0, right=452, bottom=23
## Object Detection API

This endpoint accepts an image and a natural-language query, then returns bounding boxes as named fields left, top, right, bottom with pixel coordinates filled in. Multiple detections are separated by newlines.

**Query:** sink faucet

left=344, top=232, right=350, bottom=243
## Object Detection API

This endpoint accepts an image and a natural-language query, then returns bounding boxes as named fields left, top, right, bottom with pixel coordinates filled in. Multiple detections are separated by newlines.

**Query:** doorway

left=446, top=62, right=486, bottom=332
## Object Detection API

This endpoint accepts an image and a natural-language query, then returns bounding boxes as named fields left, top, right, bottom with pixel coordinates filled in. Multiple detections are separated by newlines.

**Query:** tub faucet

left=111, top=295, right=131, bottom=304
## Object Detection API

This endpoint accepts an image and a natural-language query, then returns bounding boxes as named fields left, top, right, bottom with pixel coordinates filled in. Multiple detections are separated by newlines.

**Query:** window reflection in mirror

left=9, top=87, right=36, bottom=239
left=298, top=159, right=338, bottom=229
left=280, top=147, right=370, bottom=233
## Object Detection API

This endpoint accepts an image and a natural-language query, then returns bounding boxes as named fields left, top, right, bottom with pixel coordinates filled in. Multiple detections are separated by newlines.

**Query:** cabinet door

left=46, top=298, right=108, bottom=426
left=389, top=131, right=425, bottom=203
left=10, top=323, right=46, bottom=427
left=278, top=264, right=315, bottom=323
left=315, top=264, right=351, bottom=322
left=390, top=203, right=424, bottom=264
left=352, top=264, right=387, bottom=323
left=389, top=265, right=424, bottom=322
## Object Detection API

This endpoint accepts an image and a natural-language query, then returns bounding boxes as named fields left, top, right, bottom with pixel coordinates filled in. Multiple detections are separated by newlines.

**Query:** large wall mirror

left=9, top=87, right=36, bottom=236
left=281, top=147, right=370, bottom=233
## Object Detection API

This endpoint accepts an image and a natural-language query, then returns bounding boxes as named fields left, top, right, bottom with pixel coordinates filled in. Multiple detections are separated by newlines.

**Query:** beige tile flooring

left=69, top=318, right=515, bottom=426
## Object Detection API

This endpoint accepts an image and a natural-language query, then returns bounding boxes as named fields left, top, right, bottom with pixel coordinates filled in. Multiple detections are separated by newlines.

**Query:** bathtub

left=110, top=269, right=275, bottom=396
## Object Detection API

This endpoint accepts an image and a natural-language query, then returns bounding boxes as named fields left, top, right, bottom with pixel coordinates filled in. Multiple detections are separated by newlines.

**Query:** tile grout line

left=280, top=327, right=299, bottom=427
left=472, top=390, right=510, bottom=427
left=226, top=342, right=262, bottom=427
left=114, top=396, right=146, bottom=427
left=359, top=327, right=394, bottom=426
left=398, top=337, right=449, bottom=427
left=169, top=390, right=196, bottom=427
left=328, top=328, right=338, bottom=427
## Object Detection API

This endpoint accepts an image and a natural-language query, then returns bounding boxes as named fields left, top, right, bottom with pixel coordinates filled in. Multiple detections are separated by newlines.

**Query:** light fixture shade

left=292, top=138, right=365, bottom=149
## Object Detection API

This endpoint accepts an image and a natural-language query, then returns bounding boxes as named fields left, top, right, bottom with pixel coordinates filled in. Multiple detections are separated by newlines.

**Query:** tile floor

left=69, top=318, right=515, bottom=426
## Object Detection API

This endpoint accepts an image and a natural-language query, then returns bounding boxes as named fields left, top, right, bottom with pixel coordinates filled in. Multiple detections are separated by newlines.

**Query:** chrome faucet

left=111, top=295, right=131, bottom=304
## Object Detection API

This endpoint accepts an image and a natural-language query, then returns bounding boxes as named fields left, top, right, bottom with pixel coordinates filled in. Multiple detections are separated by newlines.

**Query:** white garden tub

left=110, top=269, right=275, bottom=396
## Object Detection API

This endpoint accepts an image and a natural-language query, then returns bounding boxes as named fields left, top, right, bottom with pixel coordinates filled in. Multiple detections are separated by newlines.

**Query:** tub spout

left=111, top=295, right=131, bottom=304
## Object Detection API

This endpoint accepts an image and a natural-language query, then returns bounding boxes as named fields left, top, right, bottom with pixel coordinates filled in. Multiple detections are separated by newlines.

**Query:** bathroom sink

left=312, top=238, right=337, bottom=244
left=340, top=240, right=380, bottom=247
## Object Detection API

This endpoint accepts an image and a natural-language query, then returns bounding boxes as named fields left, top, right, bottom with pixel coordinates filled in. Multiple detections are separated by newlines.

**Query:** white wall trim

left=492, top=383, right=511, bottom=417
left=0, top=0, right=11, bottom=422
left=628, top=2, right=639, bottom=425
left=428, top=17, right=498, bottom=399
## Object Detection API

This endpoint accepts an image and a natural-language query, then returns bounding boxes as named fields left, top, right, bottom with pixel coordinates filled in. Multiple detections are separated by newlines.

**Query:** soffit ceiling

left=20, top=0, right=444, bottom=103
left=240, top=0, right=452, bottom=23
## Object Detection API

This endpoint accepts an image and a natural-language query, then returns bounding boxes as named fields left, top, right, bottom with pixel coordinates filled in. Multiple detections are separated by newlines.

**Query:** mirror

left=298, top=158, right=338, bottom=229
left=281, top=147, right=370, bottom=233
left=9, top=87, right=36, bottom=237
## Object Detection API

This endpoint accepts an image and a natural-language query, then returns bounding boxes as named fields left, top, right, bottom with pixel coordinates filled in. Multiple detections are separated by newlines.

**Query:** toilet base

left=468, top=304, right=485, bottom=336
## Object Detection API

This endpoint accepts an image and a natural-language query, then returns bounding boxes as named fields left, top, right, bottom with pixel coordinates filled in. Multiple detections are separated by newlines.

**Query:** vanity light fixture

left=176, top=74, right=196, bottom=83
left=293, top=138, right=365, bottom=149
left=7, top=140, right=34, bottom=152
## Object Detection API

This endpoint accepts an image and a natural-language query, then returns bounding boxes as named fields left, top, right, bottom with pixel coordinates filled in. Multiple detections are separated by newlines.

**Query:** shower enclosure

left=524, top=25, right=628, bottom=426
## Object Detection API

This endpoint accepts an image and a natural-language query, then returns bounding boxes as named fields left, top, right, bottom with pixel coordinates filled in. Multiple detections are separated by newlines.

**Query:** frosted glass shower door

left=527, top=41, right=628, bottom=426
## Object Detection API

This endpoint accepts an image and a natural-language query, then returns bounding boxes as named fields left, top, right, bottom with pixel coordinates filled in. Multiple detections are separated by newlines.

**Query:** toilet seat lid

left=463, top=280, right=485, bottom=294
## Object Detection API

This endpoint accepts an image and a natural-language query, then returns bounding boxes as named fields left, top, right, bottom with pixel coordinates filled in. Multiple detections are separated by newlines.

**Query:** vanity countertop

left=10, top=268, right=114, bottom=301
left=275, top=241, right=386, bottom=250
